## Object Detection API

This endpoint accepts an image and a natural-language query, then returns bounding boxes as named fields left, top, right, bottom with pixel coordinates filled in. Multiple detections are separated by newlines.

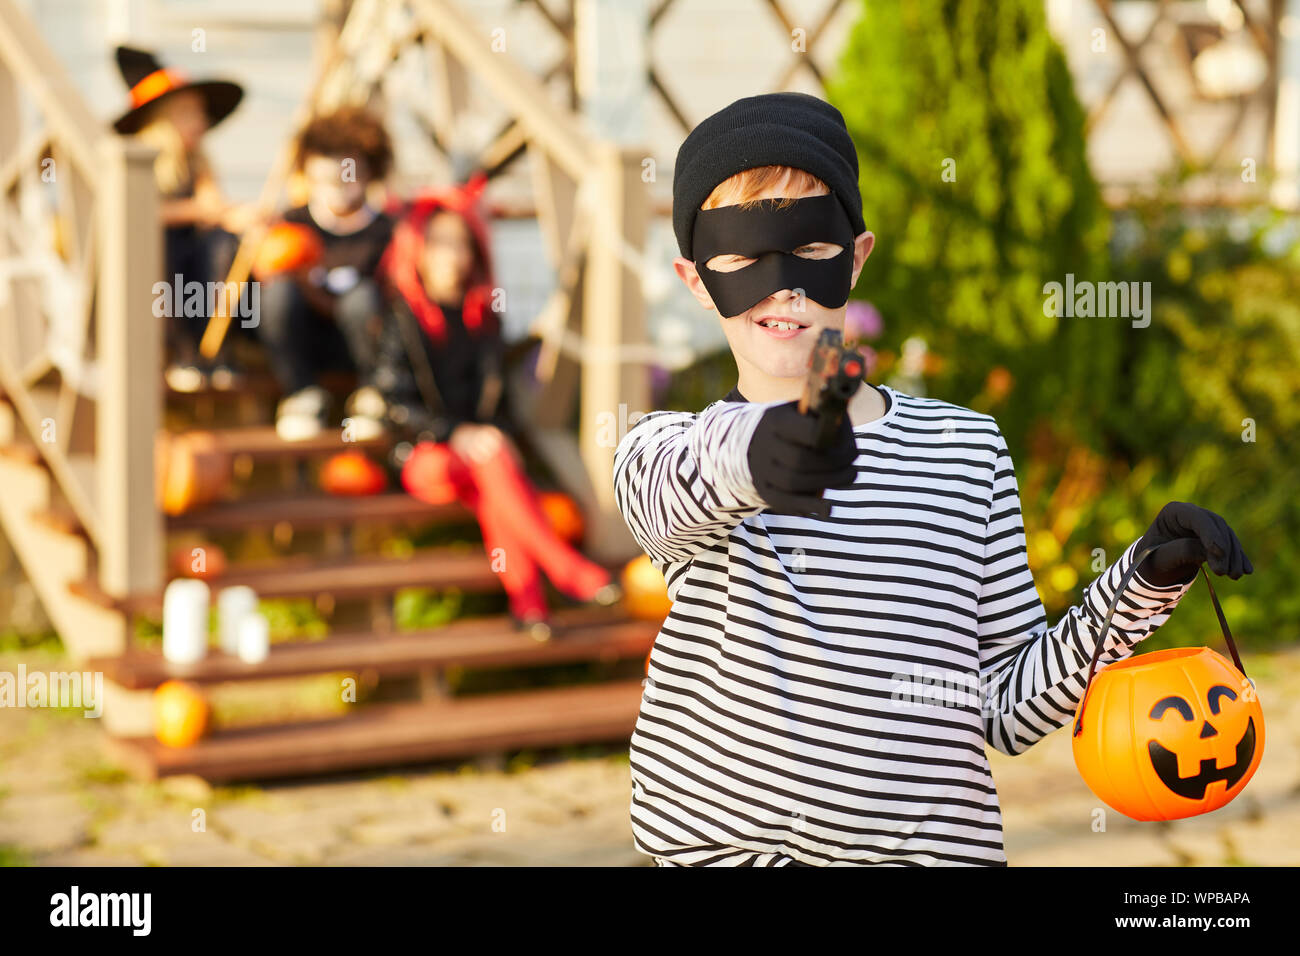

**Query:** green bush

left=655, top=0, right=1299, bottom=649
left=826, top=0, right=1115, bottom=455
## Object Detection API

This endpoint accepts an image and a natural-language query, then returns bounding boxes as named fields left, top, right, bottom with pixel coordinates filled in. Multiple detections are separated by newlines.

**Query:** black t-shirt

left=421, top=301, right=482, bottom=423
left=283, top=204, right=394, bottom=285
left=372, top=294, right=509, bottom=443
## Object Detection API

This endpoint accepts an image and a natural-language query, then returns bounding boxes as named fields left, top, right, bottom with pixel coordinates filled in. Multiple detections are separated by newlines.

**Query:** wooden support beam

left=579, top=144, right=649, bottom=562
left=412, top=0, right=596, bottom=181
left=95, top=137, right=164, bottom=599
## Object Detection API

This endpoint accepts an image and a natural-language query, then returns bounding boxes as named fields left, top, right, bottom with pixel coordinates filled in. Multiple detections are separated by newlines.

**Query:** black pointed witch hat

left=112, top=45, right=243, bottom=135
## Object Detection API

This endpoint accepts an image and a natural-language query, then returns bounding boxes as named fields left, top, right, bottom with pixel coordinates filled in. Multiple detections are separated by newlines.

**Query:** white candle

left=237, top=612, right=270, bottom=664
left=162, top=578, right=210, bottom=664
left=217, top=586, right=258, bottom=655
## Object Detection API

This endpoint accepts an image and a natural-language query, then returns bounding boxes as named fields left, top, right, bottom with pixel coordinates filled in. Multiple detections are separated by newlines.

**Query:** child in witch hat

left=615, top=91, right=1255, bottom=866
left=112, top=45, right=254, bottom=392
left=373, top=172, right=620, bottom=641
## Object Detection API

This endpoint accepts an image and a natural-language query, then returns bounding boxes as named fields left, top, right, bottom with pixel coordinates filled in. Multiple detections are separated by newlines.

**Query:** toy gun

left=797, top=328, right=865, bottom=448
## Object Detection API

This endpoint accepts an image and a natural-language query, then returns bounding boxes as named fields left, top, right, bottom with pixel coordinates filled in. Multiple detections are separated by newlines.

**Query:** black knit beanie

left=672, top=91, right=864, bottom=261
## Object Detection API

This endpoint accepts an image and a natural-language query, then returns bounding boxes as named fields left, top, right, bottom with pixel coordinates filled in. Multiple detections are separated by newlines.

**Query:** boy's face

left=674, top=176, right=874, bottom=383
left=302, top=153, right=371, bottom=216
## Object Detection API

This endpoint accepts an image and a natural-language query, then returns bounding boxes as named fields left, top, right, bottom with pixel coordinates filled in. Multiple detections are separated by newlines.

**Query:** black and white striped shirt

left=612, top=383, right=1193, bottom=866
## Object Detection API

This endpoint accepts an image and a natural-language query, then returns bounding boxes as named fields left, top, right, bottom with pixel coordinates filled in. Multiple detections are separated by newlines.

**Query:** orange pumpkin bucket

left=1071, top=543, right=1264, bottom=822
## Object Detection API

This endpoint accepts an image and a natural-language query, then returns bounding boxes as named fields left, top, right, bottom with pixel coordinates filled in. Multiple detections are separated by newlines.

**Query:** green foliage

left=1092, top=204, right=1300, bottom=647
left=0, top=845, right=31, bottom=867
left=0, top=628, right=62, bottom=655
left=394, top=586, right=464, bottom=630
left=653, top=1, right=1299, bottom=648
left=814, top=0, right=1299, bottom=646
left=826, top=0, right=1114, bottom=453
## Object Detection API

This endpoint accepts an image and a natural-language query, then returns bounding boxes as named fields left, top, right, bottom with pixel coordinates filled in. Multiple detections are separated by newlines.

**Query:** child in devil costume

left=613, top=92, right=1254, bottom=866
left=374, top=174, right=620, bottom=640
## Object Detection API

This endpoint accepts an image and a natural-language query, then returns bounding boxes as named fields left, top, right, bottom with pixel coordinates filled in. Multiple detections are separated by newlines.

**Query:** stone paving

left=1, top=646, right=1297, bottom=867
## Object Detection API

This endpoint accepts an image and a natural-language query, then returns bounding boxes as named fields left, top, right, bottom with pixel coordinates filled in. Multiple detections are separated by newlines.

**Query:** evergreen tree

left=826, top=0, right=1114, bottom=451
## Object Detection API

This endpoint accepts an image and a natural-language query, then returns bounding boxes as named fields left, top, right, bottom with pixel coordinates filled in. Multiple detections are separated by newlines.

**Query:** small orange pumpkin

left=320, top=451, right=388, bottom=496
left=157, top=431, right=233, bottom=516
left=1072, top=554, right=1264, bottom=821
left=621, top=555, right=672, bottom=622
left=169, top=542, right=228, bottom=581
left=153, top=680, right=210, bottom=748
left=537, top=491, right=584, bottom=544
left=252, top=221, right=323, bottom=279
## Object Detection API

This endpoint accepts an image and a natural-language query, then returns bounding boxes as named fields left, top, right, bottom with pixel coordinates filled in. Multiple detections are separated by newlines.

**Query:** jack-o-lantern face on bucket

left=1073, top=647, right=1265, bottom=821
left=1146, top=683, right=1257, bottom=800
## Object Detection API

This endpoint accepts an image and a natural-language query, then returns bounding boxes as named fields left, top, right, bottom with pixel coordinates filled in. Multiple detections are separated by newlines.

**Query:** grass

left=0, top=629, right=63, bottom=656
left=0, top=845, right=31, bottom=866
left=77, top=761, right=131, bottom=787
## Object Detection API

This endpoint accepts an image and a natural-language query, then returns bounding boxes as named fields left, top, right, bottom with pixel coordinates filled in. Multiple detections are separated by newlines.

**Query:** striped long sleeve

left=618, top=385, right=1194, bottom=866
left=976, top=431, right=1194, bottom=755
left=613, top=401, right=771, bottom=569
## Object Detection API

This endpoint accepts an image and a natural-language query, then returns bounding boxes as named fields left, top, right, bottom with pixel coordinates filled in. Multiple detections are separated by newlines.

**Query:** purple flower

left=649, top=363, right=671, bottom=398
left=844, top=300, right=883, bottom=341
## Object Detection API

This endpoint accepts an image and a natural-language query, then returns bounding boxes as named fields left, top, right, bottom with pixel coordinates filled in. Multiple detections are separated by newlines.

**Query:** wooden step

left=169, top=492, right=471, bottom=531
left=36, top=492, right=472, bottom=537
left=104, top=679, right=646, bottom=782
left=89, top=606, right=656, bottom=689
left=71, top=547, right=503, bottom=613
left=166, top=369, right=358, bottom=401
left=178, top=424, right=391, bottom=459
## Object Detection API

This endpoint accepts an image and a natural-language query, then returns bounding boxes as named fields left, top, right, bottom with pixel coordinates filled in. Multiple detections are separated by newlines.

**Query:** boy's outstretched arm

left=613, top=402, right=771, bottom=567
left=975, top=429, right=1196, bottom=756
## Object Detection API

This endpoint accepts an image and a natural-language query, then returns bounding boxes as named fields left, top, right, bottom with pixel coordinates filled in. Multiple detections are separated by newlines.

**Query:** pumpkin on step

left=320, top=451, right=387, bottom=496
left=156, top=431, right=233, bottom=517
left=537, top=490, right=584, bottom=544
left=621, top=554, right=672, bottom=622
left=153, top=680, right=210, bottom=748
left=169, top=542, right=228, bottom=581
left=252, top=221, right=323, bottom=279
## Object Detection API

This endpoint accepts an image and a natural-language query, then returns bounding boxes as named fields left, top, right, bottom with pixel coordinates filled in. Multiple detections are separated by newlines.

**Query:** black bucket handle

left=1072, top=541, right=1247, bottom=738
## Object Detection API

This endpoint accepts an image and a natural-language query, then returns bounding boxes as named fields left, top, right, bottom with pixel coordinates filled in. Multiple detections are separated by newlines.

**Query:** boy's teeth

left=761, top=319, right=802, bottom=330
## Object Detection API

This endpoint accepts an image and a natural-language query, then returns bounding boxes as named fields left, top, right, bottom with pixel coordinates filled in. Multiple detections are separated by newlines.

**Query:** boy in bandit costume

left=613, top=92, right=1254, bottom=866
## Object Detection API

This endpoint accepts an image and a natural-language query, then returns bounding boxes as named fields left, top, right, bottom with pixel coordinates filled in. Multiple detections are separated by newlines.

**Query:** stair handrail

left=0, top=0, right=164, bottom=605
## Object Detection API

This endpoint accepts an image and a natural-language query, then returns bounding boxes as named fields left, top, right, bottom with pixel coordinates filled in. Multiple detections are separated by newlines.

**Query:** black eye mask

left=692, top=193, right=856, bottom=319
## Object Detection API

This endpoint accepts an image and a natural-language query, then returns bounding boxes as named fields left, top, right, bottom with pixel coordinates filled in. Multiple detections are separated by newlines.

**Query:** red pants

left=401, top=439, right=611, bottom=620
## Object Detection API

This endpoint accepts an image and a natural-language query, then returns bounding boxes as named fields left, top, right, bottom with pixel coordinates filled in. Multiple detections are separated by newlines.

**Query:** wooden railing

left=0, top=0, right=163, bottom=608
left=0, top=0, right=654, bottom=659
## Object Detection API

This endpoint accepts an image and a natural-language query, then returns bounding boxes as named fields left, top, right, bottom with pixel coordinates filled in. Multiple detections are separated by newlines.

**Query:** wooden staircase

left=0, top=0, right=656, bottom=783
left=4, top=379, right=657, bottom=782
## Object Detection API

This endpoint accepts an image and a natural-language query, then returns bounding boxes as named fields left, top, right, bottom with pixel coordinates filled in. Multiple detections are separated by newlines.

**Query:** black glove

left=1135, top=501, right=1254, bottom=587
left=746, top=400, right=858, bottom=518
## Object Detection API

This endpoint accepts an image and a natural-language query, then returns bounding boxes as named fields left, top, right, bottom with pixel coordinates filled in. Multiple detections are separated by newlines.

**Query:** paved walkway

left=1, top=646, right=1297, bottom=866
